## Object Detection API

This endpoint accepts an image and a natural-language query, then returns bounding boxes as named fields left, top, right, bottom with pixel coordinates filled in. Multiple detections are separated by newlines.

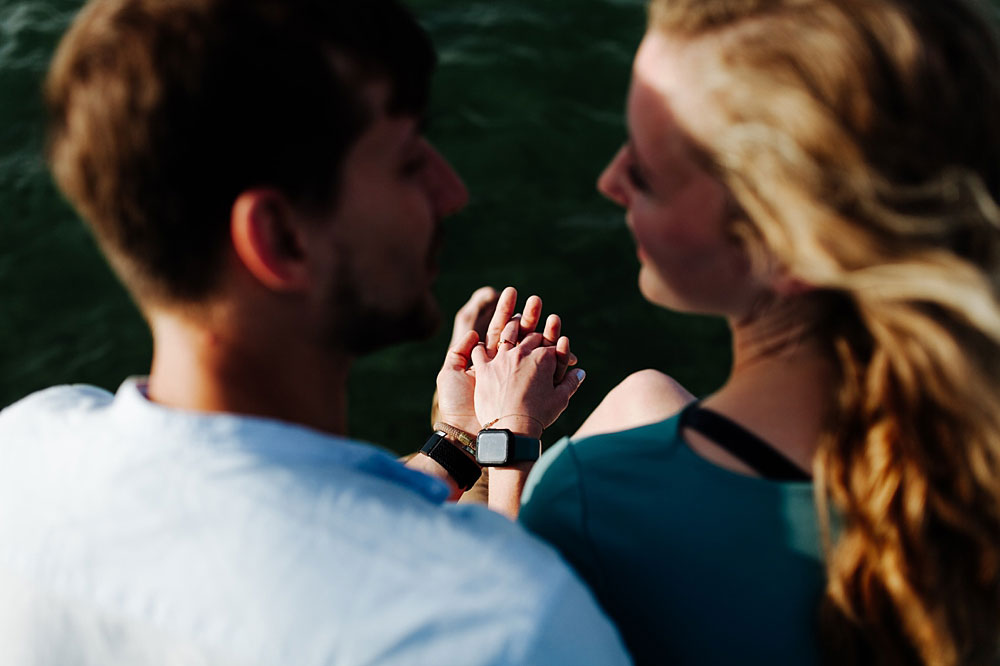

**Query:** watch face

left=476, top=430, right=509, bottom=465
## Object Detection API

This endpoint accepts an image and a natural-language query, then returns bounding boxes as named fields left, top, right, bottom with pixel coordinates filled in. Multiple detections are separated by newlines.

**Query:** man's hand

left=435, top=329, right=483, bottom=436
left=434, top=286, right=498, bottom=435
left=450, top=285, right=499, bottom=350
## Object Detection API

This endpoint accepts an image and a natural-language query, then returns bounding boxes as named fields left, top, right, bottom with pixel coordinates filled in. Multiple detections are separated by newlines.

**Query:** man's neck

left=146, top=313, right=351, bottom=436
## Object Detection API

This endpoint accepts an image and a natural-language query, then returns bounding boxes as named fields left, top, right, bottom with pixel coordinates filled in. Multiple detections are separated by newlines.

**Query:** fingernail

left=574, top=368, right=586, bottom=382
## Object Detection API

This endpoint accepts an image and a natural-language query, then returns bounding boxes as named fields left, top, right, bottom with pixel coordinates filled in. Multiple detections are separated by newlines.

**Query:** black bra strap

left=678, top=403, right=811, bottom=482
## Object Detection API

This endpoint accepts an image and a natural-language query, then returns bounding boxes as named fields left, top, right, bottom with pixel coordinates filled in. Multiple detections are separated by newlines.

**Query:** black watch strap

left=475, top=429, right=542, bottom=466
left=508, top=433, right=540, bottom=462
left=420, top=431, right=483, bottom=491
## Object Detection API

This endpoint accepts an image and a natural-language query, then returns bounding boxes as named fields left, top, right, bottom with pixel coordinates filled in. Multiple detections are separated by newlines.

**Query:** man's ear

left=230, top=189, right=310, bottom=292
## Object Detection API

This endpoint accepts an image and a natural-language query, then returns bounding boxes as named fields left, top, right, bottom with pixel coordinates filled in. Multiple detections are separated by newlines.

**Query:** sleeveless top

left=520, top=409, right=825, bottom=665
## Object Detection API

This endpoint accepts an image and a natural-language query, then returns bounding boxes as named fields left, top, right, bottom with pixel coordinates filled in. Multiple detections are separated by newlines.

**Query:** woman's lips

left=635, top=242, right=649, bottom=263
left=624, top=214, right=647, bottom=262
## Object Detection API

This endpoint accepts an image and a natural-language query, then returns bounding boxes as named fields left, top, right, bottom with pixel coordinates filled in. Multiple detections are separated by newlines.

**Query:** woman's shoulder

left=572, top=369, right=696, bottom=442
left=562, top=411, right=687, bottom=464
left=521, top=411, right=688, bottom=513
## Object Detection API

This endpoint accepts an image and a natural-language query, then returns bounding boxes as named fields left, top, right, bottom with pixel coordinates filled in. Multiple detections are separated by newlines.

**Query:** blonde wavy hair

left=648, top=0, right=1000, bottom=663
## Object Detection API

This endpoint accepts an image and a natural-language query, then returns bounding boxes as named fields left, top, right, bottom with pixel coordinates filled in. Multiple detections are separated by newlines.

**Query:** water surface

left=0, top=0, right=730, bottom=452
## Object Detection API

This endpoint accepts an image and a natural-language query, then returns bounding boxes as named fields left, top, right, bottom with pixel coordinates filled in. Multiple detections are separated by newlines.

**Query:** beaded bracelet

left=432, top=422, right=477, bottom=458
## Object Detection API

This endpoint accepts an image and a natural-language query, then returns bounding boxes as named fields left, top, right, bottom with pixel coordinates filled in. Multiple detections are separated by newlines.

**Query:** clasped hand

left=436, top=286, right=584, bottom=440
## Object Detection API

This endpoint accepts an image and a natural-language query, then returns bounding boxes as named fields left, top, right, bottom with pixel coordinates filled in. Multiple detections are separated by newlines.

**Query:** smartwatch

left=475, top=428, right=541, bottom=466
left=420, top=431, right=482, bottom=491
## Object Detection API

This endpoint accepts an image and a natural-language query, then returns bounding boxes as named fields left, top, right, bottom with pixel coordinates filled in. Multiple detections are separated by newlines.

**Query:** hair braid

left=815, top=294, right=1000, bottom=664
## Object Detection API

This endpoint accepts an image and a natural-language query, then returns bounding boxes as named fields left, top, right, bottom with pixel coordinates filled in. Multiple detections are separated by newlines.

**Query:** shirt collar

left=113, top=377, right=451, bottom=504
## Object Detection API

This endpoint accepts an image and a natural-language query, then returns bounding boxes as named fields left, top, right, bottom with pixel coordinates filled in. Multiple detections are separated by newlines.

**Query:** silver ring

left=498, top=338, right=517, bottom=348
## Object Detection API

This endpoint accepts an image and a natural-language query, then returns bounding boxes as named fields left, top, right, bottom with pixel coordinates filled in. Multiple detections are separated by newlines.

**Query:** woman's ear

left=772, top=269, right=814, bottom=297
left=230, top=189, right=310, bottom=292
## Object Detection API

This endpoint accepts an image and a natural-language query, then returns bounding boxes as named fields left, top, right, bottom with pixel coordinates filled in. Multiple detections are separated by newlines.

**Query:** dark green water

left=0, top=0, right=730, bottom=453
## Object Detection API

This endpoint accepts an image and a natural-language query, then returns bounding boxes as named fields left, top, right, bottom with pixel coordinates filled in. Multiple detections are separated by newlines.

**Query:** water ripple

left=421, top=3, right=550, bottom=31
left=0, top=2, right=75, bottom=72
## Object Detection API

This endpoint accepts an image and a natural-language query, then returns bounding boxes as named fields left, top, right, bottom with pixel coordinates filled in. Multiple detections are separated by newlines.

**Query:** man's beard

left=320, top=261, right=441, bottom=356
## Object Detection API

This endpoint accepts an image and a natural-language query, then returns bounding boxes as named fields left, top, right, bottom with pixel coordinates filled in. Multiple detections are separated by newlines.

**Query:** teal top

left=520, top=411, right=825, bottom=665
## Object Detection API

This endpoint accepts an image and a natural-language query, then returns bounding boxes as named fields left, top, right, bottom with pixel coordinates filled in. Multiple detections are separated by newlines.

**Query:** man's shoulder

left=163, top=462, right=625, bottom=663
left=244, top=470, right=572, bottom=592
left=286, top=500, right=631, bottom=665
left=0, top=383, right=114, bottom=435
left=2, top=383, right=114, bottom=415
left=0, top=384, right=630, bottom=665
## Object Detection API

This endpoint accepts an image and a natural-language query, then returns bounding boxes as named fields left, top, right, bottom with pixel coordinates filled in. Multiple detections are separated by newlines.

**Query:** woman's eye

left=626, top=163, right=650, bottom=192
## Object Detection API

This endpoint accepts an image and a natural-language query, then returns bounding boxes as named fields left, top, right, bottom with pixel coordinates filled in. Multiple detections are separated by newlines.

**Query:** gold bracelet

left=432, top=422, right=477, bottom=458
left=482, top=414, right=545, bottom=431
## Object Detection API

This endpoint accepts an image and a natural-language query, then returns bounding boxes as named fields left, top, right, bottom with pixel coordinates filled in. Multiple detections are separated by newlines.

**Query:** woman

left=519, top=0, right=1000, bottom=664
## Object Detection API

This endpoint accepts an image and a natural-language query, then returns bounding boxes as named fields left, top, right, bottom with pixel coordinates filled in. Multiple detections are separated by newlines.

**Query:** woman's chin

left=638, top=271, right=679, bottom=310
left=637, top=269, right=713, bottom=315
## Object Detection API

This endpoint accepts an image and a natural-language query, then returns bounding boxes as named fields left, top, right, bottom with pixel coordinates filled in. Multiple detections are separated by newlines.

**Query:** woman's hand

left=435, top=286, right=584, bottom=517
left=482, top=287, right=576, bottom=384
left=473, top=307, right=586, bottom=519
left=471, top=317, right=586, bottom=438
left=435, top=286, right=576, bottom=435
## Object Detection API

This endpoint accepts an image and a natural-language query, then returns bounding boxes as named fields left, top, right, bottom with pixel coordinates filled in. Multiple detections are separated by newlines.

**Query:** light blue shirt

left=0, top=379, right=631, bottom=665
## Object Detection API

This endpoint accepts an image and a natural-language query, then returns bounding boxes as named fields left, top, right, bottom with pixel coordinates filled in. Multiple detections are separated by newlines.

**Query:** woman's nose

left=597, top=144, right=630, bottom=208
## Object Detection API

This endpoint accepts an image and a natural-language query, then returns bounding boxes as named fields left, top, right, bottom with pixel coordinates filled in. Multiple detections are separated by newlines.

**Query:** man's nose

left=597, top=144, right=629, bottom=207
left=425, top=146, right=469, bottom=218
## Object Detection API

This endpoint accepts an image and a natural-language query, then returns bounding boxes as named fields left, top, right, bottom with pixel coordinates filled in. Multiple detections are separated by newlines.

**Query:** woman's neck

left=698, top=304, right=837, bottom=473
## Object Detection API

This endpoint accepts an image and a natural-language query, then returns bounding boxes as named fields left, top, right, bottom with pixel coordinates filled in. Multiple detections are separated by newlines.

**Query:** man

left=0, top=0, right=628, bottom=663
